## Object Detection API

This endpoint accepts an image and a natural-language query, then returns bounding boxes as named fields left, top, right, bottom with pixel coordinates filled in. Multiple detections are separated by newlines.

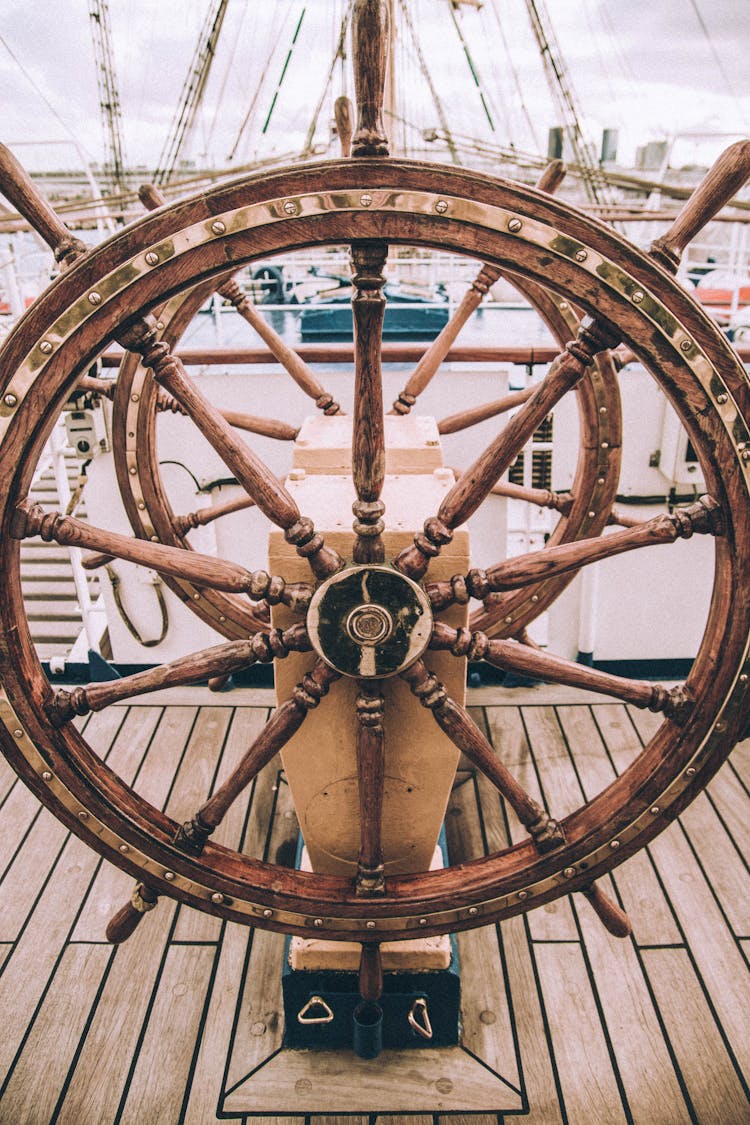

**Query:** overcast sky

left=0, top=0, right=747, bottom=177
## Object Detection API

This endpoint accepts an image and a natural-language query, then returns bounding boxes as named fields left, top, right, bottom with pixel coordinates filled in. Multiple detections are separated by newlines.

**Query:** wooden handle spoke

left=351, top=240, right=388, bottom=562
left=444, top=494, right=723, bottom=598
left=174, top=493, right=258, bottom=535
left=351, top=0, right=390, bottom=156
left=650, top=140, right=750, bottom=272
left=105, top=881, right=158, bottom=944
left=0, top=143, right=87, bottom=266
left=355, top=682, right=386, bottom=895
left=218, top=410, right=299, bottom=441
left=581, top=883, right=632, bottom=938
left=12, top=500, right=315, bottom=607
left=112, top=317, right=343, bottom=581
left=358, top=941, right=383, bottom=1002
left=400, top=660, right=564, bottom=852
left=437, top=388, right=535, bottom=435
left=430, top=622, right=694, bottom=722
left=45, top=626, right=310, bottom=724
left=174, top=660, right=340, bottom=854
left=395, top=317, right=620, bottom=580
left=390, top=160, right=566, bottom=415
left=335, top=95, right=354, bottom=157
left=138, top=183, right=340, bottom=415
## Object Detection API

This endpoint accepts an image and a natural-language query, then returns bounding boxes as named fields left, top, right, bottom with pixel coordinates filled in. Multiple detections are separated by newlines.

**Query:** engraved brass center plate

left=307, top=565, right=432, bottom=678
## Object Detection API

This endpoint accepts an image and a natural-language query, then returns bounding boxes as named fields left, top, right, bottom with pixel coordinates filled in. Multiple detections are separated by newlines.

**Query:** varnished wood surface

left=0, top=689, right=747, bottom=1122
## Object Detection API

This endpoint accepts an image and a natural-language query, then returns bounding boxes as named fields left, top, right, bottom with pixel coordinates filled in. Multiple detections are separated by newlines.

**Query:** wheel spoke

left=581, top=883, right=632, bottom=938
left=396, top=316, right=620, bottom=580
left=390, top=160, right=566, bottom=415
left=351, top=0, right=390, bottom=156
left=173, top=659, right=340, bottom=854
left=355, top=681, right=386, bottom=895
left=174, top=492, right=258, bottom=536
left=351, top=240, right=388, bottom=563
left=426, top=495, right=723, bottom=609
left=0, top=142, right=87, bottom=267
left=400, top=659, right=565, bottom=852
left=139, top=182, right=341, bottom=415
left=45, top=626, right=310, bottom=724
left=12, top=500, right=315, bottom=606
left=116, top=316, right=344, bottom=580
left=429, top=622, right=694, bottom=721
left=649, top=140, right=750, bottom=273
left=437, top=387, right=535, bottom=435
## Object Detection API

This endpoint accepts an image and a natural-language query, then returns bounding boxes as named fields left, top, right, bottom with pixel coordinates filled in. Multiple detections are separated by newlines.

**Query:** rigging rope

left=302, top=1, right=354, bottom=155
left=447, top=2, right=495, bottom=132
left=399, top=0, right=460, bottom=164
left=261, top=7, right=306, bottom=136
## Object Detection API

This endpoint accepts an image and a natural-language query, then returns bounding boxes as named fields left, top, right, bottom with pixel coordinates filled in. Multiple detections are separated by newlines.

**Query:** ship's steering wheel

left=0, top=2, right=748, bottom=985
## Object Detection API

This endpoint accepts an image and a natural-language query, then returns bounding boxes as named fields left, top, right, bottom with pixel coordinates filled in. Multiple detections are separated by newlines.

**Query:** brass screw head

left=575, top=249, right=588, bottom=262
left=211, top=220, right=226, bottom=234
left=211, top=892, right=225, bottom=904
left=3, top=393, right=18, bottom=408
left=679, top=339, right=692, bottom=352
left=39, top=341, right=53, bottom=354
left=507, top=217, right=522, bottom=233
left=145, top=251, right=159, bottom=266
left=88, top=291, right=102, bottom=305
left=359, top=193, right=373, bottom=207
left=631, top=290, right=644, bottom=304
left=283, top=200, right=298, bottom=215
left=562, top=866, right=576, bottom=878
left=435, top=199, right=449, bottom=214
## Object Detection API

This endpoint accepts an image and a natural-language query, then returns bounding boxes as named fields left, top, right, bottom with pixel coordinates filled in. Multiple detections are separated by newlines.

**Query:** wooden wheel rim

left=1, top=158, right=749, bottom=941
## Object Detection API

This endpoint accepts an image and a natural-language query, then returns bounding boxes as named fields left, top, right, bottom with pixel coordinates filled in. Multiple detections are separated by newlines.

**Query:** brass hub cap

left=307, top=565, right=433, bottom=678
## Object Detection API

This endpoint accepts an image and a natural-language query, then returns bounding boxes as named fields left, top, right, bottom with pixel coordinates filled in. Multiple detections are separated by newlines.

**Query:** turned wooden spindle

left=355, top=682, right=386, bottom=895
left=113, top=318, right=344, bottom=581
left=351, top=0, right=390, bottom=156
left=391, top=160, right=566, bottom=415
left=0, top=143, right=87, bottom=266
left=430, top=494, right=724, bottom=598
left=105, top=881, right=158, bottom=944
left=396, top=316, right=620, bottom=579
left=650, top=139, right=750, bottom=273
left=351, top=241, right=388, bottom=562
left=581, top=883, right=632, bottom=938
left=12, top=499, right=316, bottom=605
left=358, top=942, right=384, bottom=1002
left=45, top=625, right=310, bottom=724
left=437, top=387, right=535, bottom=435
left=401, top=659, right=565, bottom=852
left=174, top=660, right=340, bottom=854
left=137, top=183, right=341, bottom=415
left=428, top=621, right=694, bottom=722
left=334, top=95, right=354, bottom=157
left=174, top=492, right=258, bottom=536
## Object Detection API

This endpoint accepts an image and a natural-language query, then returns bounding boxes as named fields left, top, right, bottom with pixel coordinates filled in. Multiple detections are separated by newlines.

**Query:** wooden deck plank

left=642, top=947, right=749, bottom=1124
left=0, top=944, right=11, bottom=973
left=648, top=822, right=750, bottom=1082
left=484, top=706, right=578, bottom=942
left=0, top=753, right=18, bottom=804
left=0, top=783, right=48, bottom=886
left=730, top=737, right=750, bottom=790
left=533, top=941, right=628, bottom=1124
left=0, top=834, right=100, bottom=1082
left=571, top=704, right=682, bottom=946
left=54, top=902, right=179, bottom=1124
left=0, top=944, right=112, bottom=1123
left=679, top=791, right=750, bottom=936
left=71, top=706, right=195, bottom=942
left=172, top=705, right=270, bottom=943
left=0, top=807, right=68, bottom=941
left=572, top=875, right=691, bottom=1123
left=118, top=944, right=216, bottom=1124
left=181, top=757, right=289, bottom=1125
left=707, top=762, right=750, bottom=867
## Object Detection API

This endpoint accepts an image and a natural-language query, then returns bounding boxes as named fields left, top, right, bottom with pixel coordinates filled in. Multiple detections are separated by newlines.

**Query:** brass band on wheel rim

left=0, top=159, right=748, bottom=941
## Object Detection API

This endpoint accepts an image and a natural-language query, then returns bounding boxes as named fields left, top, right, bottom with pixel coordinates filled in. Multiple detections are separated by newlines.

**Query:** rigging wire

left=261, top=6, right=306, bottom=136
left=226, top=1, right=296, bottom=162
left=398, top=0, right=460, bottom=164
left=446, top=1, right=496, bottom=132
left=302, top=1, right=354, bottom=155
left=204, top=1, right=251, bottom=153
left=484, top=0, right=541, bottom=152
left=688, top=0, right=748, bottom=130
left=0, top=32, right=95, bottom=160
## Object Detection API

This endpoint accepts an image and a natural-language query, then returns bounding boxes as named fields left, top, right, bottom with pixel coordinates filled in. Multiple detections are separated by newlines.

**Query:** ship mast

left=88, top=0, right=126, bottom=194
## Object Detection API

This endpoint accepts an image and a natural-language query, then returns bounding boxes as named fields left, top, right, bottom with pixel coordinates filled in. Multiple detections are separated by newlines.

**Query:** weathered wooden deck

left=0, top=684, right=748, bottom=1123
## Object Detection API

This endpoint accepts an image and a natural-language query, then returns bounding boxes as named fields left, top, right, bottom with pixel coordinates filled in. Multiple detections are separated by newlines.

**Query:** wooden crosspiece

left=173, top=659, right=340, bottom=856
left=45, top=626, right=310, bottom=724
left=351, top=240, right=388, bottom=563
left=429, top=622, right=694, bottom=721
left=396, top=315, right=620, bottom=580
left=401, top=659, right=565, bottom=853
left=426, top=495, right=723, bottom=606
left=138, top=183, right=341, bottom=415
left=12, top=500, right=315, bottom=606
left=355, top=682, right=386, bottom=895
left=437, top=388, right=535, bottom=435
